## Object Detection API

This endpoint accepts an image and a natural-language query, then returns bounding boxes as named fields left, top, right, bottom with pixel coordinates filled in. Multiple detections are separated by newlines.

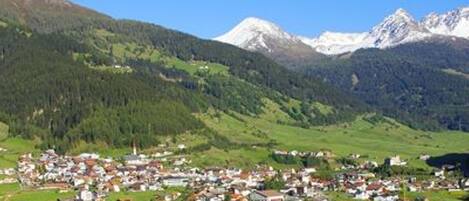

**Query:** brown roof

left=257, top=190, right=283, bottom=198
left=43, top=182, right=69, bottom=189
left=366, top=183, right=382, bottom=191
left=84, top=159, right=96, bottom=166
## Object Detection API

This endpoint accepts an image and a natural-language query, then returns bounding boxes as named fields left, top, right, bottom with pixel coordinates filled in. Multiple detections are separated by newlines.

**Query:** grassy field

left=0, top=121, right=40, bottom=168
left=107, top=191, right=156, bottom=201
left=162, top=57, right=229, bottom=75
left=0, top=137, right=40, bottom=168
left=195, top=107, right=469, bottom=169
left=9, top=189, right=74, bottom=201
left=0, top=183, right=20, bottom=199
left=109, top=41, right=230, bottom=76
left=107, top=187, right=188, bottom=201
left=0, top=183, right=75, bottom=201
left=402, top=190, right=468, bottom=201
left=0, top=122, right=8, bottom=140
left=326, top=192, right=355, bottom=201
left=328, top=190, right=468, bottom=201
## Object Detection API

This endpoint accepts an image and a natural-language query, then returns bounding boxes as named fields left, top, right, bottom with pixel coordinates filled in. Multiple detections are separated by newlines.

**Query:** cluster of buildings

left=272, top=150, right=333, bottom=158
left=9, top=147, right=469, bottom=201
left=335, top=155, right=469, bottom=201
left=14, top=149, right=329, bottom=201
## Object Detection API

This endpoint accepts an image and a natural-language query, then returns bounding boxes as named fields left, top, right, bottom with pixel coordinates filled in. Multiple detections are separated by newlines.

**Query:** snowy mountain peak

left=372, top=8, right=421, bottom=34
left=214, top=17, right=297, bottom=51
left=393, top=8, right=413, bottom=20
left=367, top=8, right=430, bottom=48
left=421, top=6, right=469, bottom=38
left=215, top=7, right=469, bottom=55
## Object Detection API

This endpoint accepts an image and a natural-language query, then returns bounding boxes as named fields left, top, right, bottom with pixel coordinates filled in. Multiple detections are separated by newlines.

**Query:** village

left=0, top=145, right=467, bottom=201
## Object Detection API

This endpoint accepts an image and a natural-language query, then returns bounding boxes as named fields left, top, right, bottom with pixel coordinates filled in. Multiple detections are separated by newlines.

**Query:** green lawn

left=107, top=191, right=156, bottom=201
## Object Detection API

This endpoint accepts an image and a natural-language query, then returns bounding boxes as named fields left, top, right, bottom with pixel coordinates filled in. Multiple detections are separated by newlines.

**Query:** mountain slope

left=213, top=7, right=469, bottom=132
left=304, top=39, right=469, bottom=131
left=0, top=0, right=368, bottom=151
left=0, top=0, right=111, bottom=33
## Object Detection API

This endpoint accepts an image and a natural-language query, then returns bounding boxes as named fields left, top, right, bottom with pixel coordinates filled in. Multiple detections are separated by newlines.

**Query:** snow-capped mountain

left=299, top=32, right=368, bottom=55
left=365, top=8, right=431, bottom=48
left=421, top=7, right=469, bottom=38
left=214, top=17, right=304, bottom=52
left=215, top=17, right=323, bottom=68
left=301, top=9, right=432, bottom=54
left=215, top=7, right=469, bottom=55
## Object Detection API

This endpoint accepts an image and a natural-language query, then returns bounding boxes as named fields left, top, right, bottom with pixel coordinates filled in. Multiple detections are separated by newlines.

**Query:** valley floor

left=0, top=111, right=468, bottom=201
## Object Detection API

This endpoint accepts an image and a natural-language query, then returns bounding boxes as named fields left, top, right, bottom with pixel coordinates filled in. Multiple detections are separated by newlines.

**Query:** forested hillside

left=0, top=26, right=209, bottom=152
left=0, top=0, right=367, bottom=152
left=303, top=38, right=469, bottom=131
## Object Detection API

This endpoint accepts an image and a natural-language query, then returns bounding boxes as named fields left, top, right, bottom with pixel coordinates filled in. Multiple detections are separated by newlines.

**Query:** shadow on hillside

left=426, top=153, right=469, bottom=177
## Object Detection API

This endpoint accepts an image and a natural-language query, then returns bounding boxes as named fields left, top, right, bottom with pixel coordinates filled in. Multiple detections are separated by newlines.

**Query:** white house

left=178, top=144, right=186, bottom=150
left=384, top=155, right=407, bottom=166
left=434, top=169, right=445, bottom=178
left=78, top=189, right=94, bottom=201
left=162, top=177, right=189, bottom=187
left=419, top=154, right=431, bottom=161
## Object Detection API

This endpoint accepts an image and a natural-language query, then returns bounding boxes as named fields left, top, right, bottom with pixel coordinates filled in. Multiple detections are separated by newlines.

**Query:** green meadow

left=0, top=123, right=40, bottom=169
left=194, top=106, right=469, bottom=169
left=106, top=187, right=189, bottom=201
left=0, top=183, right=74, bottom=201
left=96, top=34, right=230, bottom=76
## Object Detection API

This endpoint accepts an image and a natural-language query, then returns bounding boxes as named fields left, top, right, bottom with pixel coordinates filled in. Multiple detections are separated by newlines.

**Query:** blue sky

left=71, top=0, right=469, bottom=39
